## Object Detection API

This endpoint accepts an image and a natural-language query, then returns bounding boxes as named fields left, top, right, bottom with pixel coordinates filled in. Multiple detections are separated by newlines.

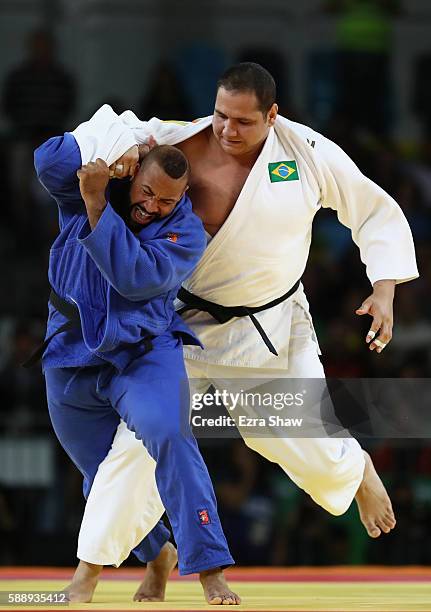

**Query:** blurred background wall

left=0, top=0, right=431, bottom=567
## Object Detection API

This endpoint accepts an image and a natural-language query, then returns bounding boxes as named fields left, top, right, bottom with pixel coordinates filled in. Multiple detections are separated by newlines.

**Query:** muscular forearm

left=83, top=195, right=107, bottom=230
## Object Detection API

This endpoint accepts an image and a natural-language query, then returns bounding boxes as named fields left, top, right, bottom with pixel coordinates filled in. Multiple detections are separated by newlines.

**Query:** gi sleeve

left=77, top=203, right=205, bottom=301
left=72, top=104, right=136, bottom=165
left=34, top=133, right=83, bottom=227
left=317, top=135, right=419, bottom=285
left=120, top=110, right=190, bottom=145
left=35, top=105, right=137, bottom=228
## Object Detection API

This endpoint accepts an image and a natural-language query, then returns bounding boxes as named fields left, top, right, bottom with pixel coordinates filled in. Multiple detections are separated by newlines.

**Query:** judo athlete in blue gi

left=32, top=126, right=238, bottom=604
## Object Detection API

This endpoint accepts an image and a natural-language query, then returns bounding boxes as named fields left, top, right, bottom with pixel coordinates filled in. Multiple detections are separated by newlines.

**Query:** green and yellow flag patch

left=268, top=161, right=299, bottom=183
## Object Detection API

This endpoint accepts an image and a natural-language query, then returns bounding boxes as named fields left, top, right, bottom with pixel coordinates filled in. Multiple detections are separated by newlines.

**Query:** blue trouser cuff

left=132, top=520, right=171, bottom=563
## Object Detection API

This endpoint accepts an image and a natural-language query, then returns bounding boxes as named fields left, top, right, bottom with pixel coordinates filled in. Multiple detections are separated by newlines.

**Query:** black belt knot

left=177, top=279, right=300, bottom=356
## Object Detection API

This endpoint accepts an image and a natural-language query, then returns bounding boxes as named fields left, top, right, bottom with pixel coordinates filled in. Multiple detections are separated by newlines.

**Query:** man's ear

left=268, top=103, right=278, bottom=126
left=130, top=162, right=140, bottom=182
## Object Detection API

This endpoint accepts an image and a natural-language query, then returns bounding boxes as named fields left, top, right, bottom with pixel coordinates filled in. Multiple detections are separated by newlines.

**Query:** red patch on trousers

left=197, top=509, right=211, bottom=525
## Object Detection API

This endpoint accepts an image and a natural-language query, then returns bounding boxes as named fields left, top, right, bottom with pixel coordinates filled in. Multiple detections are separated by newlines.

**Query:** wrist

left=372, top=279, right=395, bottom=294
left=84, top=193, right=106, bottom=211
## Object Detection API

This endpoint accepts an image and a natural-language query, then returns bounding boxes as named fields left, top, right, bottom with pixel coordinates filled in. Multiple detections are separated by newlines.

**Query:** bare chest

left=187, top=161, right=250, bottom=237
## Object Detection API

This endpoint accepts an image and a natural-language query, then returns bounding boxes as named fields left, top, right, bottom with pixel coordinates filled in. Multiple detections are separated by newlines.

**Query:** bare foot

left=200, top=568, right=241, bottom=605
left=355, top=451, right=396, bottom=538
left=63, top=560, right=102, bottom=603
left=133, top=541, right=178, bottom=602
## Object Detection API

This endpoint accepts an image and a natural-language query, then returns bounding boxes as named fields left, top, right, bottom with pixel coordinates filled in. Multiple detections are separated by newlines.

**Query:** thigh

left=45, top=367, right=120, bottom=488
left=110, top=346, right=190, bottom=442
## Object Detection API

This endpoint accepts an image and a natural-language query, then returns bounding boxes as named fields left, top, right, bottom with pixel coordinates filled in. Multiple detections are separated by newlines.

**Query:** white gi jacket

left=83, top=106, right=419, bottom=369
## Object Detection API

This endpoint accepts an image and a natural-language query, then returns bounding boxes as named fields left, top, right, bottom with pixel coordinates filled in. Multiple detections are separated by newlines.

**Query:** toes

left=365, top=522, right=381, bottom=538
left=386, top=513, right=396, bottom=528
left=209, top=593, right=238, bottom=605
left=383, top=515, right=396, bottom=530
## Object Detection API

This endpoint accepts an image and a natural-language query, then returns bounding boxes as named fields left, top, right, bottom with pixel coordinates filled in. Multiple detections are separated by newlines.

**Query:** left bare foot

left=200, top=568, right=241, bottom=605
left=133, top=541, right=178, bottom=602
left=63, top=560, right=102, bottom=603
left=355, top=451, right=396, bottom=538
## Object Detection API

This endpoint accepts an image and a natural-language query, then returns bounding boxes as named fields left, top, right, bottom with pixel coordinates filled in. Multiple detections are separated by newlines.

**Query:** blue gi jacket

left=35, top=133, right=205, bottom=371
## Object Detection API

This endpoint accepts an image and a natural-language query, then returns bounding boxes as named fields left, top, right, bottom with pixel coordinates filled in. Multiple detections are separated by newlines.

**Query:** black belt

left=22, top=290, right=153, bottom=368
left=177, top=279, right=300, bottom=356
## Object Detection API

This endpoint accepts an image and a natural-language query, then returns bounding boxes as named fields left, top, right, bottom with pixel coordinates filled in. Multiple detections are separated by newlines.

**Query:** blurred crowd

left=1, top=0, right=431, bottom=567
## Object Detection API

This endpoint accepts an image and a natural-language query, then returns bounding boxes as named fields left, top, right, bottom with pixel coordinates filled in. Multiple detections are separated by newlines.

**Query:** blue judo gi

left=36, top=132, right=234, bottom=574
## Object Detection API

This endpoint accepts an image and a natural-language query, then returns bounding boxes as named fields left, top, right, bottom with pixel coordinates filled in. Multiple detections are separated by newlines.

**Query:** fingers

left=355, top=299, right=372, bottom=316
left=371, top=318, right=393, bottom=353
left=109, top=145, right=139, bottom=179
left=77, top=161, right=110, bottom=193
left=138, top=137, right=158, bottom=160
left=356, top=295, right=393, bottom=354
left=368, top=317, right=392, bottom=353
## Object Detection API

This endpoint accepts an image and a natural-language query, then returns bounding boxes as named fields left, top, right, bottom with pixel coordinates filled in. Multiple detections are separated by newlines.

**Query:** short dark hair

left=140, top=145, right=189, bottom=181
left=217, top=62, right=276, bottom=114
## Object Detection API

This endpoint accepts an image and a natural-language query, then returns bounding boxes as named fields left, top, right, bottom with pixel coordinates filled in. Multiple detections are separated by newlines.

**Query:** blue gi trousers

left=44, top=340, right=233, bottom=575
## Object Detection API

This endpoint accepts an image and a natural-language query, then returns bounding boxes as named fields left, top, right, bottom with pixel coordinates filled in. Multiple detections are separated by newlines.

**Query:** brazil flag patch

left=268, top=161, right=299, bottom=183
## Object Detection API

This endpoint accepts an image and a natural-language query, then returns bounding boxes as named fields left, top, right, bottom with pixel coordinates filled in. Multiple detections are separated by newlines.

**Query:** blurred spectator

left=3, top=28, right=76, bottom=141
left=323, top=0, right=401, bottom=137
left=139, top=61, right=192, bottom=120
left=0, top=320, right=47, bottom=434
left=174, top=43, right=226, bottom=117
left=2, top=28, right=76, bottom=248
left=216, top=441, right=276, bottom=565
left=237, top=48, right=293, bottom=118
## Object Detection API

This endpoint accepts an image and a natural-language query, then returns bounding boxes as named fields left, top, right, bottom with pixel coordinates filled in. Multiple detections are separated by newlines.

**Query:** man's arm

left=35, top=105, right=139, bottom=226
left=316, top=134, right=418, bottom=352
left=34, top=133, right=84, bottom=226
left=77, top=158, right=205, bottom=301
left=120, top=110, right=192, bottom=145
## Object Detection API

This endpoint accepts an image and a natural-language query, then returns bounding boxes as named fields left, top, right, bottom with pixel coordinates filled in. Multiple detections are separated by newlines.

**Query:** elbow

left=115, top=275, right=174, bottom=302
left=34, top=135, right=63, bottom=176
left=33, top=145, right=47, bottom=176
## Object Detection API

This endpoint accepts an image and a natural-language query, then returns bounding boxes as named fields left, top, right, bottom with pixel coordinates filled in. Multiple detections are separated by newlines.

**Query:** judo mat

left=0, top=567, right=430, bottom=611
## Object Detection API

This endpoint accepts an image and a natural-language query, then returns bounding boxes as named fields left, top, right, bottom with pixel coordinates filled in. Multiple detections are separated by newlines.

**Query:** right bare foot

left=355, top=451, right=396, bottom=538
left=133, top=541, right=178, bottom=602
left=63, top=560, right=102, bottom=603
left=200, top=568, right=241, bottom=605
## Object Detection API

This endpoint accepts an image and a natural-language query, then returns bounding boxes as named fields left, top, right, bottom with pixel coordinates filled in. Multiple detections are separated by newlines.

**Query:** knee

left=301, top=446, right=365, bottom=516
left=139, top=420, right=192, bottom=456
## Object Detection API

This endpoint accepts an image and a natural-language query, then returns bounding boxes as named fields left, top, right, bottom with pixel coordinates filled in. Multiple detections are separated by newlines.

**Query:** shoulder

left=177, top=127, right=211, bottom=157
left=34, top=133, right=80, bottom=175
left=275, top=115, right=325, bottom=149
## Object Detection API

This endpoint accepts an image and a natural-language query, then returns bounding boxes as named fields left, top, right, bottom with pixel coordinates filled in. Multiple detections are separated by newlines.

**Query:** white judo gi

left=77, top=109, right=418, bottom=566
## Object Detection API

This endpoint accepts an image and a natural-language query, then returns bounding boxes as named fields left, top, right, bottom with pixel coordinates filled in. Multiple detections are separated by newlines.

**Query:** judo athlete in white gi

left=70, top=63, right=418, bottom=602
left=30, top=106, right=241, bottom=604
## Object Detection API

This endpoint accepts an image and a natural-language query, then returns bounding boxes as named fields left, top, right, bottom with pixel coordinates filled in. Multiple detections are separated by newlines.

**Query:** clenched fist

left=77, top=159, right=110, bottom=230
left=77, top=159, right=110, bottom=200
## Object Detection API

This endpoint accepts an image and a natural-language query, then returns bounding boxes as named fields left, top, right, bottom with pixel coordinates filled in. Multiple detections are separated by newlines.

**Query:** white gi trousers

left=78, top=301, right=365, bottom=566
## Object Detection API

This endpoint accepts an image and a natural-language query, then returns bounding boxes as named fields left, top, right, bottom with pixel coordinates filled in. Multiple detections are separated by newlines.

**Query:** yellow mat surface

left=0, top=577, right=430, bottom=611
